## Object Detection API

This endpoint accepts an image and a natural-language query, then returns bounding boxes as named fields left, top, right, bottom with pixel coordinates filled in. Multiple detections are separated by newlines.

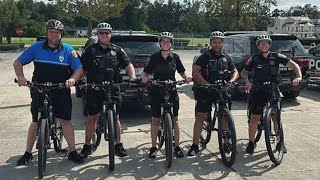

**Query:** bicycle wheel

left=92, top=116, right=102, bottom=149
left=200, top=112, right=213, bottom=146
left=106, top=109, right=115, bottom=170
left=217, top=108, right=237, bottom=167
left=53, top=118, right=63, bottom=153
left=164, top=113, right=173, bottom=168
left=264, top=107, right=284, bottom=165
left=38, top=118, right=49, bottom=179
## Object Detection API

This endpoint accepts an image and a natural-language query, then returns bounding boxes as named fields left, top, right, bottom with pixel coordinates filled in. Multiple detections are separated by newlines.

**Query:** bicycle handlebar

left=14, top=78, right=66, bottom=89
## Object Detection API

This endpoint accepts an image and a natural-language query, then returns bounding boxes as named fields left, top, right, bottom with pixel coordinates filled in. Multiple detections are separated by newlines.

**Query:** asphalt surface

left=0, top=50, right=320, bottom=179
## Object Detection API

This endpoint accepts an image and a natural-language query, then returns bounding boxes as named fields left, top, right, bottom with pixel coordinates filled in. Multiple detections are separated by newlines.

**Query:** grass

left=11, top=37, right=88, bottom=45
left=176, top=38, right=209, bottom=46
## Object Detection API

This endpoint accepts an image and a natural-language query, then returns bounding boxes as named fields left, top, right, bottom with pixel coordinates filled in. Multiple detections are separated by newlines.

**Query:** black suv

left=76, top=31, right=160, bottom=114
left=308, top=43, right=320, bottom=85
left=194, top=33, right=310, bottom=99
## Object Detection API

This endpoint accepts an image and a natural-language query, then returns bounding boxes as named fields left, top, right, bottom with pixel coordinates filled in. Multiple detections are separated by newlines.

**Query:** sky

left=37, top=0, right=319, bottom=11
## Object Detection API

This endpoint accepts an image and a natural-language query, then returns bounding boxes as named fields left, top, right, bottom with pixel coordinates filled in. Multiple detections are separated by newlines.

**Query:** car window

left=270, top=39, right=307, bottom=57
left=114, top=41, right=160, bottom=62
left=223, top=38, right=233, bottom=53
left=233, top=38, right=246, bottom=53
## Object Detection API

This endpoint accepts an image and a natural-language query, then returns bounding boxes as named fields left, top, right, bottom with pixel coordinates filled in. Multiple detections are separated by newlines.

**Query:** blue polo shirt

left=18, top=40, right=82, bottom=83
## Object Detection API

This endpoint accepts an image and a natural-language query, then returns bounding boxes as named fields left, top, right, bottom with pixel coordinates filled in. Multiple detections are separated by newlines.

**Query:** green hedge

left=0, top=43, right=25, bottom=51
left=299, top=38, right=320, bottom=46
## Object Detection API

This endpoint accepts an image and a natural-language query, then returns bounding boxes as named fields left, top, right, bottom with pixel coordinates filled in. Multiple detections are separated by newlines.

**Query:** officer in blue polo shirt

left=13, top=19, right=84, bottom=165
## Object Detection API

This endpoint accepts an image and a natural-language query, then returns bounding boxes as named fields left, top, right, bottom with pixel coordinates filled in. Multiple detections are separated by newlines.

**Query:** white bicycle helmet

left=210, top=31, right=224, bottom=40
left=256, top=35, right=272, bottom=46
left=97, top=22, right=112, bottom=31
left=159, top=32, right=173, bottom=41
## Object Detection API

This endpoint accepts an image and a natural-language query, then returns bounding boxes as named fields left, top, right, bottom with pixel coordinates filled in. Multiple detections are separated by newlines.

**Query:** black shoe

left=68, top=151, right=84, bottom=164
left=174, top=146, right=184, bottom=158
left=115, top=143, right=127, bottom=157
left=80, top=144, right=92, bottom=159
left=246, top=141, right=255, bottom=154
left=187, top=144, right=199, bottom=156
left=149, top=147, right=157, bottom=158
left=223, top=143, right=231, bottom=154
left=283, top=145, right=287, bottom=153
left=17, top=152, right=33, bottom=166
left=276, top=143, right=287, bottom=154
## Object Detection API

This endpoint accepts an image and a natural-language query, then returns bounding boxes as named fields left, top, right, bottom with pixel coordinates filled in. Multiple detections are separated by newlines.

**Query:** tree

left=56, top=0, right=128, bottom=37
left=0, top=0, right=18, bottom=43
left=287, top=4, right=320, bottom=19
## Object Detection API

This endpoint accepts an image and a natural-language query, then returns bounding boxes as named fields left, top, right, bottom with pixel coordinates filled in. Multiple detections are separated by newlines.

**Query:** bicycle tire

left=92, top=116, right=102, bottom=149
left=38, top=118, right=49, bottom=179
left=264, top=107, right=284, bottom=165
left=200, top=112, right=213, bottom=146
left=107, top=109, right=115, bottom=170
left=164, top=113, right=173, bottom=168
left=53, top=118, right=63, bottom=153
left=217, top=108, right=237, bottom=167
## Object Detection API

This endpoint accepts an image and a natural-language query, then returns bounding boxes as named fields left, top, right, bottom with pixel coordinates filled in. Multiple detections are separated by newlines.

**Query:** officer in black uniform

left=188, top=31, right=239, bottom=156
left=141, top=32, right=192, bottom=158
left=80, top=22, right=136, bottom=158
left=241, top=35, right=302, bottom=154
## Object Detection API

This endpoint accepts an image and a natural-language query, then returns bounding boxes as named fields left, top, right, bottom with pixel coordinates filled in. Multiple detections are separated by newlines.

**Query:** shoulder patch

left=71, top=50, right=78, bottom=58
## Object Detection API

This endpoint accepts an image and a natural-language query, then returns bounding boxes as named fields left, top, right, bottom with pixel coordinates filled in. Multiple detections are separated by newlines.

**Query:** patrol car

left=308, top=43, right=320, bottom=85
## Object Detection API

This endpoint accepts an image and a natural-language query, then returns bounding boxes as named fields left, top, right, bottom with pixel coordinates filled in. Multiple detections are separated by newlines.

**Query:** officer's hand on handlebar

left=245, top=81, right=252, bottom=93
left=292, top=77, right=302, bottom=86
left=141, top=76, right=148, bottom=84
left=65, top=78, right=76, bottom=88
left=17, top=76, right=28, bottom=87
left=185, top=77, right=192, bottom=83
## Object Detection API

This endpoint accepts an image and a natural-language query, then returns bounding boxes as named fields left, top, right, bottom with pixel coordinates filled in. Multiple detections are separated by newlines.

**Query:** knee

left=196, top=112, right=208, bottom=121
left=30, top=122, right=38, bottom=131
left=249, top=115, right=260, bottom=125
left=58, top=119, right=71, bottom=126
left=151, top=117, right=160, bottom=127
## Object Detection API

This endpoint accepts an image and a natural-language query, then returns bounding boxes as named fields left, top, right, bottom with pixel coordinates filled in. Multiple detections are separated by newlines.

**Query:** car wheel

left=282, top=91, right=300, bottom=99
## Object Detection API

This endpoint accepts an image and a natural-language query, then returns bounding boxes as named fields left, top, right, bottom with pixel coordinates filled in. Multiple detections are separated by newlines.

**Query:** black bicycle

left=15, top=79, right=64, bottom=179
left=148, top=79, right=186, bottom=168
left=195, top=81, right=237, bottom=167
left=247, top=81, right=285, bottom=165
left=79, top=79, right=125, bottom=171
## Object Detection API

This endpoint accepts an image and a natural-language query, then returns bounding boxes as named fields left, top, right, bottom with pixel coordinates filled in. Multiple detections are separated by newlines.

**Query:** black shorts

left=249, top=87, right=280, bottom=115
left=86, top=89, right=121, bottom=116
left=194, top=88, right=232, bottom=113
left=31, top=88, right=72, bottom=122
left=150, top=89, right=179, bottom=118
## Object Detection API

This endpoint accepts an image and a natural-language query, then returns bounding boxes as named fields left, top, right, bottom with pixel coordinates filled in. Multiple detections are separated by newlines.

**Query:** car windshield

left=113, top=41, right=160, bottom=62
left=252, top=39, right=307, bottom=57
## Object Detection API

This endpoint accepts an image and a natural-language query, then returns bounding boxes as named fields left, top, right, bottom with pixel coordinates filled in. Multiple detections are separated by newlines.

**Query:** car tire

left=282, top=90, right=300, bottom=99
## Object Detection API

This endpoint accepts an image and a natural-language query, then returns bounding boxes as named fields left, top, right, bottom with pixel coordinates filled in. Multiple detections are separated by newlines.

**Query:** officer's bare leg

left=248, top=114, right=261, bottom=142
left=192, top=112, right=208, bottom=144
left=151, top=117, right=161, bottom=147
left=85, top=114, right=99, bottom=144
left=59, top=118, right=76, bottom=152
left=25, top=122, right=38, bottom=153
left=173, top=116, right=180, bottom=146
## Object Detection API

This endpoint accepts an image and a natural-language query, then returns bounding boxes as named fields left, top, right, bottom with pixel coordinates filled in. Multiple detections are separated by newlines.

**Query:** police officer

left=188, top=31, right=239, bottom=156
left=80, top=22, right=136, bottom=158
left=14, top=19, right=84, bottom=165
left=241, top=35, right=302, bottom=154
left=141, top=32, right=192, bottom=158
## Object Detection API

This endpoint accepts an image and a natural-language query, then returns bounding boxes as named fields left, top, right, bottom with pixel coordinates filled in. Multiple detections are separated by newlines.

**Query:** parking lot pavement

left=1, top=50, right=320, bottom=179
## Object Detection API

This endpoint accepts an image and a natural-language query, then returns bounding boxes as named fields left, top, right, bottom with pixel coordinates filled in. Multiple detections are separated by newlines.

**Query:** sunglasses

left=98, top=31, right=111, bottom=35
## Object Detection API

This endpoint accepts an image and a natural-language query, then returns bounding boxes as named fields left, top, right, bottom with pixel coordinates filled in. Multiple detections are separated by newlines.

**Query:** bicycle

left=247, top=80, right=308, bottom=165
left=247, top=81, right=285, bottom=165
left=14, top=79, right=65, bottom=179
left=148, top=79, right=187, bottom=168
left=195, top=80, right=237, bottom=167
left=79, top=78, right=127, bottom=171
